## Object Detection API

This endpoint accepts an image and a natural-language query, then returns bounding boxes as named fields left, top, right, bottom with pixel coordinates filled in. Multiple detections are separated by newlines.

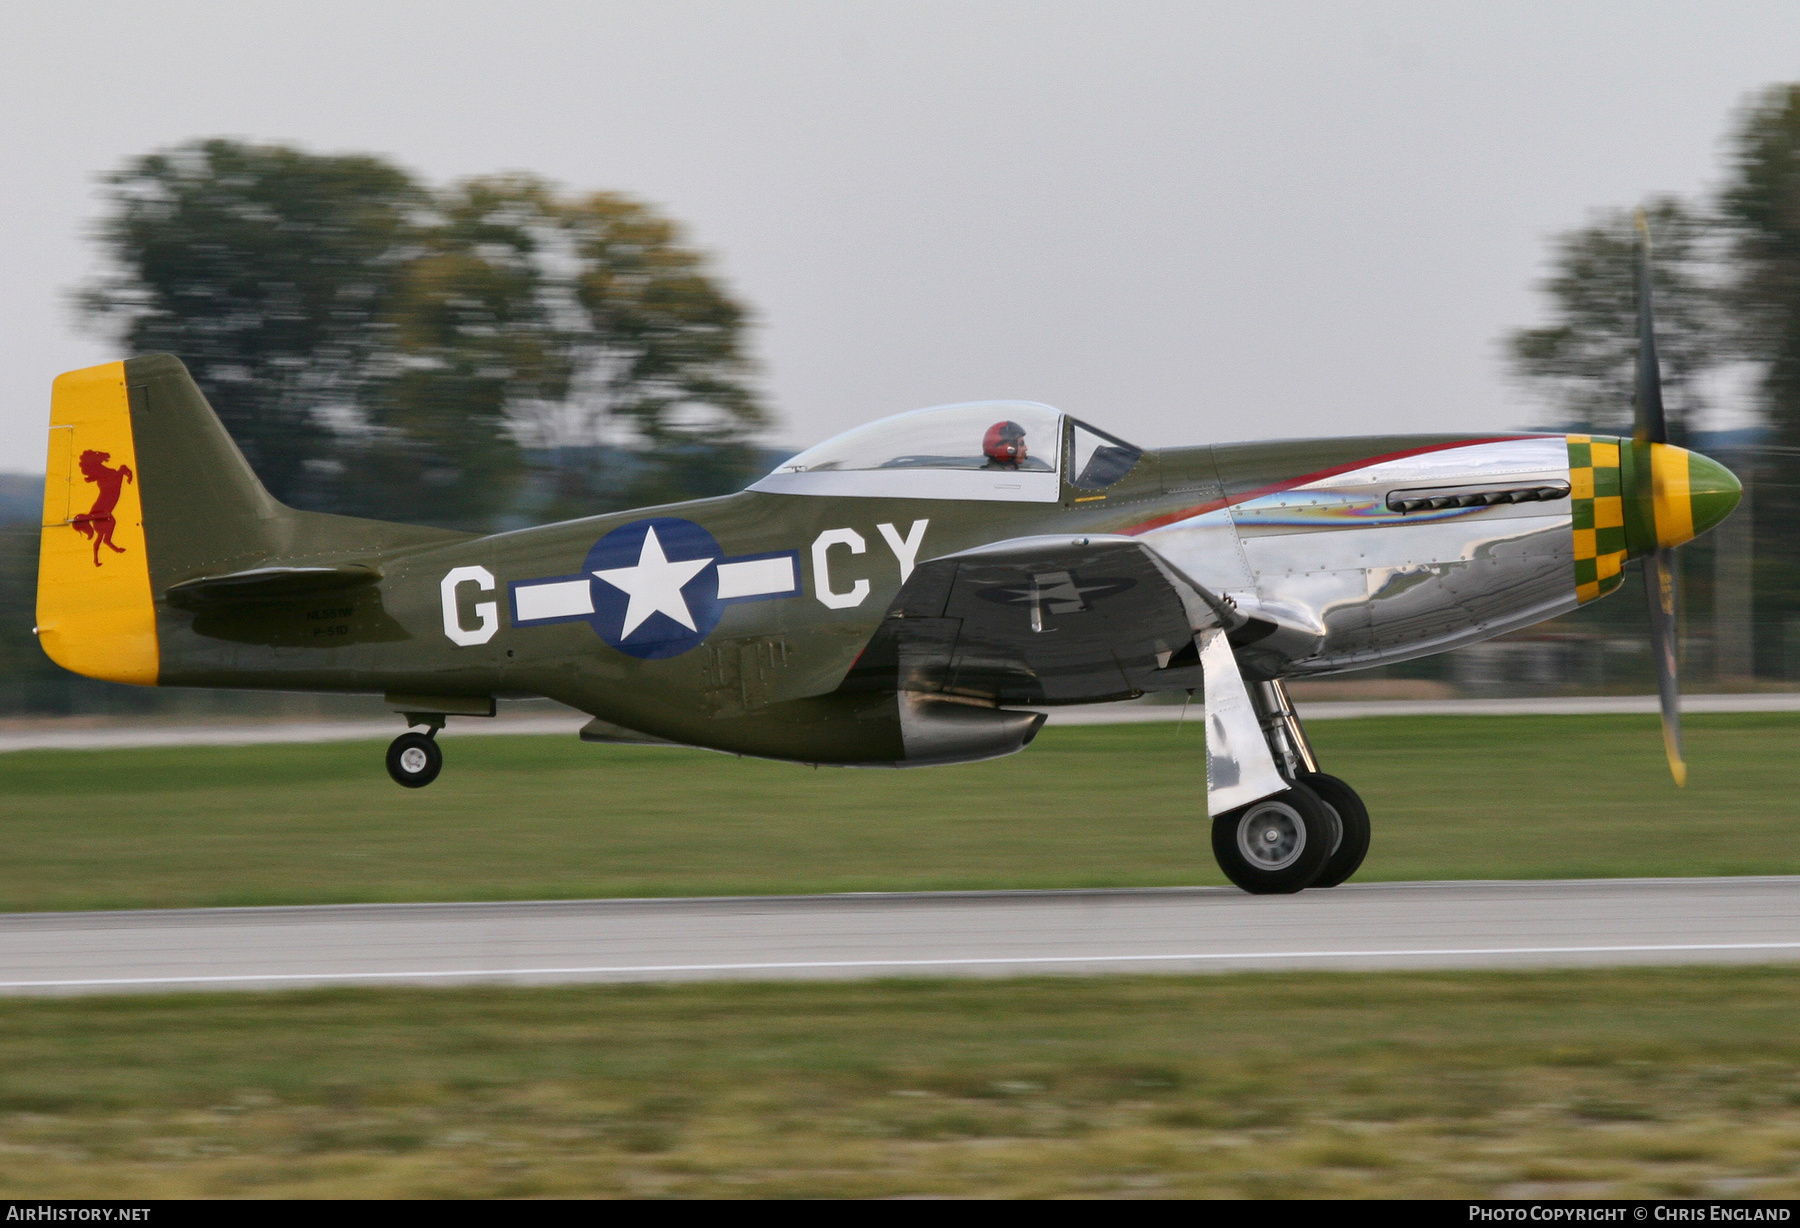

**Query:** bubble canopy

left=749, top=401, right=1139, bottom=502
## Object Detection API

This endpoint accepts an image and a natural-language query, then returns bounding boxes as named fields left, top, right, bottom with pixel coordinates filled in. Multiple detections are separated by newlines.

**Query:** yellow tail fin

left=36, top=361, right=159, bottom=685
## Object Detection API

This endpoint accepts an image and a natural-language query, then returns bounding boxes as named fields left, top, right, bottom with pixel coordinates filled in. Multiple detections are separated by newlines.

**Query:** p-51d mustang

left=35, top=232, right=1740, bottom=893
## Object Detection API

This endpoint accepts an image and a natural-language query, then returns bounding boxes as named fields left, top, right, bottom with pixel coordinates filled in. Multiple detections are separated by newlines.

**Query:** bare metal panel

left=1212, top=438, right=1576, bottom=674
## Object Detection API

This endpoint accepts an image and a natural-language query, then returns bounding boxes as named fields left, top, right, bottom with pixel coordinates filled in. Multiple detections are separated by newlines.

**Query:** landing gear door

left=1199, top=627, right=1286, bottom=816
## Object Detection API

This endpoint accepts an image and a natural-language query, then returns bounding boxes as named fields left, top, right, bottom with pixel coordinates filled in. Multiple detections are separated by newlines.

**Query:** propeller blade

left=1644, top=548, right=1686, bottom=786
left=1634, top=210, right=1684, bottom=786
left=1634, top=209, right=1668, bottom=447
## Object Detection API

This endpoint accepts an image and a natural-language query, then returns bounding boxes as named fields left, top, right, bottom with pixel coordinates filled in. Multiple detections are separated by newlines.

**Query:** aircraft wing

left=841, top=532, right=1287, bottom=813
left=841, top=533, right=1242, bottom=705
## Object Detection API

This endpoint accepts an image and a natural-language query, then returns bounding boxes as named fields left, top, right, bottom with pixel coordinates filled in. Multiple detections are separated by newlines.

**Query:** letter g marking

left=441, top=565, right=499, bottom=646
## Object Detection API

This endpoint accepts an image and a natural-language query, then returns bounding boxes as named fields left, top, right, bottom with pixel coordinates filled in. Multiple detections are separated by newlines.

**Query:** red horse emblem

left=71, top=449, right=134, bottom=566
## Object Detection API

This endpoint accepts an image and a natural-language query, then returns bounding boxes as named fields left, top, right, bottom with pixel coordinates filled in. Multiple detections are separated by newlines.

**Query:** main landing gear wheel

left=1299, top=772, right=1370, bottom=888
left=1211, top=783, right=1335, bottom=895
left=386, top=731, right=442, bottom=788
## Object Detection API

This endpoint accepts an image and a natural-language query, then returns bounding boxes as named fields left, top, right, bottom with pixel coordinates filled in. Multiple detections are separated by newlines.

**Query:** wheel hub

left=1237, top=801, right=1306, bottom=871
left=400, top=746, right=429, bottom=774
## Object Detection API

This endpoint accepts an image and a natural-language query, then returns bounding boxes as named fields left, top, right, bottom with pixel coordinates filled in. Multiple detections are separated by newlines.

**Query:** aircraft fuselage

left=140, top=431, right=1731, bottom=763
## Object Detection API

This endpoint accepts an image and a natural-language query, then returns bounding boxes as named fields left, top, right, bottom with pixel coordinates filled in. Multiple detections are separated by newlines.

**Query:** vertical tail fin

left=40, top=353, right=473, bottom=687
left=121, top=352, right=291, bottom=579
left=37, top=354, right=297, bottom=685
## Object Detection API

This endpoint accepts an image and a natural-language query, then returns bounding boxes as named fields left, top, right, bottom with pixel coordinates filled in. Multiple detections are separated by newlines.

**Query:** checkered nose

left=1567, top=434, right=1630, bottom=605
left=1564, top=435, right=1742, bottom=605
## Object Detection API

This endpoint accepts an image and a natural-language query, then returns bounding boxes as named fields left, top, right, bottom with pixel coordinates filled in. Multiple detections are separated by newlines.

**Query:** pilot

left=982, top=420, right=1028, bottom=469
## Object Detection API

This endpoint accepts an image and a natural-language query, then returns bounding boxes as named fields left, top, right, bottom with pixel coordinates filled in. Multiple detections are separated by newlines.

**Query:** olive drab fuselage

left=146, top=439, right=1737, bottom=762
left=38, top=355, right=1742, bottom=767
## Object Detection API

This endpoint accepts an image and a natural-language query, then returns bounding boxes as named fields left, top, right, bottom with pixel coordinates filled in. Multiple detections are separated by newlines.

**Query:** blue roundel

left=582, top=517, right=723, bottom=659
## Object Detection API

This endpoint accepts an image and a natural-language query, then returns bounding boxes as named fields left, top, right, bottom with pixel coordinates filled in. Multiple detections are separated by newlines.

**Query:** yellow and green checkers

left=1568, top=435, right=1627, bottom=605
left=1566, top=433, right=1741, bottom=606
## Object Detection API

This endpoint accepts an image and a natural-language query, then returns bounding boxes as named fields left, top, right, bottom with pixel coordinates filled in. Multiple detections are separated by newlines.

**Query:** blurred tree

left=0, top=524, right=56, bottom=709
left=83, top=141, right=769, bottom=531
left=82, top=140, right=425, bottom=506
left=350, top=176, right=572, bottom=528
left=1722, top=85, right=1800, bottom=417
left=532, top=191, right=769, bottom=518
left=1506, top=86, right=1800, bottom=676
left=1718, top=83, right=1800, bottom=653
left=1506, top=197, right=1727, bottom=442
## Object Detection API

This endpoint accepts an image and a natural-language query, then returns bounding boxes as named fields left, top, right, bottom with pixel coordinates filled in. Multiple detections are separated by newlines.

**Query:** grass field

left=2, top=712, right=1797, bottom=912
left=3, top=716, right=1797, bottom=1200
left=0, top=967, right=1796, bottom=1198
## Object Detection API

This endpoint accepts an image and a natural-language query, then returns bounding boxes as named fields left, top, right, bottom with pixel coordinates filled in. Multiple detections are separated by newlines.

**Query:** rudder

left=37, top=361, right=160, bottom=684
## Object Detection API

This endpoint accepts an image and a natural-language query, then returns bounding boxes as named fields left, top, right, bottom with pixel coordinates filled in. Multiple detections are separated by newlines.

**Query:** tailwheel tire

left=386, top=732, right=442, bottom=788
left=1298, top=772, right=1371, bottom=888
left=1211, top=783, right=1334, bottom=895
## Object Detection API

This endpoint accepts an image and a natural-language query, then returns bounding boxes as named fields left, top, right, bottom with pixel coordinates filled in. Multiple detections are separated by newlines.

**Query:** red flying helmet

left=982, top=420, right=1028, bottom=467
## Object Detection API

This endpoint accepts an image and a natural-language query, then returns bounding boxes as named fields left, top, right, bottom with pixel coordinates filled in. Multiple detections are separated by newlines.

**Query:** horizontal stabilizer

left=163, top=564, right=382, bottom=609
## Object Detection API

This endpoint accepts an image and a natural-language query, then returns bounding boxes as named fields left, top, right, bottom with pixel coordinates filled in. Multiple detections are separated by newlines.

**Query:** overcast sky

left=4, top=1, right=1798, bottom=476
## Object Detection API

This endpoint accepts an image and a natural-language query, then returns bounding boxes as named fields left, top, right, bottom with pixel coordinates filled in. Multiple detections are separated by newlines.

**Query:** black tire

left=386, top=732, right=442, bottom=788
left=1211, top=784, right=1334, bottom=894
left=1299, top=772, right=1371, bottom=888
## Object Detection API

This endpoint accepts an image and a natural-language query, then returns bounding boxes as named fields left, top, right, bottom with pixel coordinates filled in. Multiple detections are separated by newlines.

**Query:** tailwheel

left=1298, top=772, right=1371, bottom=888
left=386, top=731, right=443, bottom=788
left=1211, top=783, right=1334, bottom=894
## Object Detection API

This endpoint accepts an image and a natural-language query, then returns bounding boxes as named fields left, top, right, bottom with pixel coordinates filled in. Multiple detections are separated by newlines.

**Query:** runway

left=1, top=876, right=1796, bottom=995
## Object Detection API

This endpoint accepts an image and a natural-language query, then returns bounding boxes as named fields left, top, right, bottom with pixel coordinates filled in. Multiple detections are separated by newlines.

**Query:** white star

left=592, top=526, right=713, bottom=639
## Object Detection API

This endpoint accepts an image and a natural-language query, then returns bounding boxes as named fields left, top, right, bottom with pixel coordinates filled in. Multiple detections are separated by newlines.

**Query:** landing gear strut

left=386, top=714, right=444, bottom=788
left=1210, top=681, right=1371, bottom=892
